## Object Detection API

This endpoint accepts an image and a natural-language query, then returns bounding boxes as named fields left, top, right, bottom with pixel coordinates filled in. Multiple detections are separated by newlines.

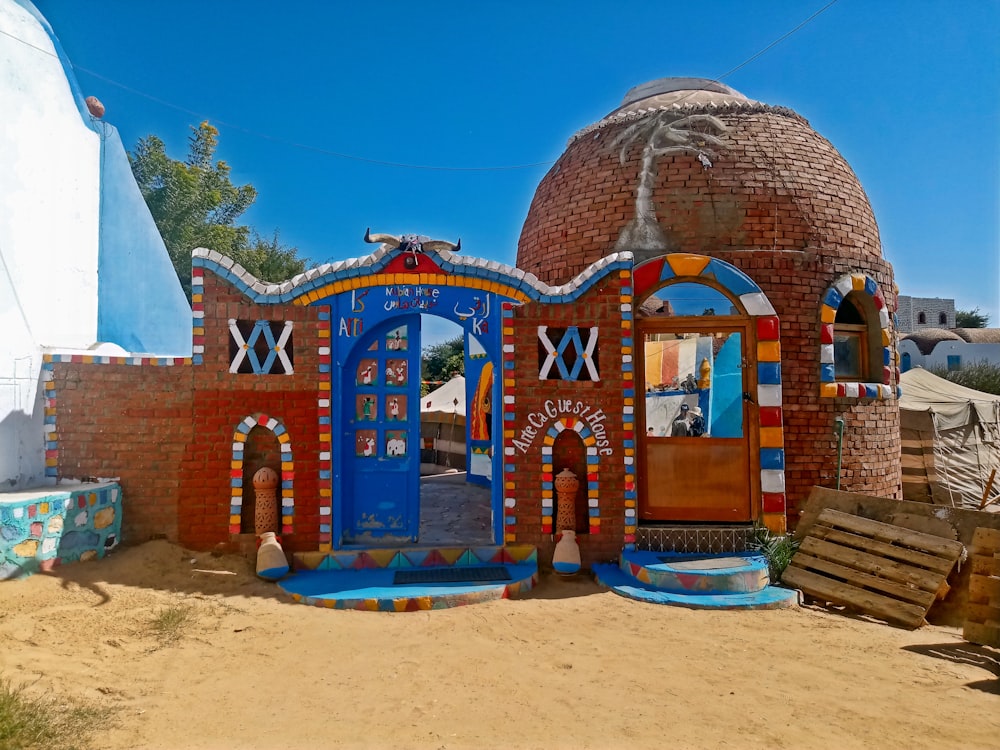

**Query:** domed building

left=519, top=77, right=901, bottom=527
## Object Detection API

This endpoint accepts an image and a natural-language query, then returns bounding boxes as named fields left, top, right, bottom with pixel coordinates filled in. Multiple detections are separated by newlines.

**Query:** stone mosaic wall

left=0, top=482, right=121, bottom=579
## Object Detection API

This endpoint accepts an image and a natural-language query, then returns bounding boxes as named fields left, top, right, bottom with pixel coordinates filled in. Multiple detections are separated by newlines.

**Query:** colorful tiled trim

left=317, top=311, right=333, bottom=551
left=190, top=267, right=205, bottom=365
left=633, top=254, right=786, bottom=532
left=540, top=420, right=601, bottom=535
left=192, top=247, right=633, bottom=306
left=819, top=273, right=896, bottom=399
left=40, top=354, right=195, bottom=479
left=0, top=482, right=122, bottom=579
left=620, top=268, right=638, bottom=549
left=501, top=303, right=517, bottom=544
left=230, top=414, right=293, bottom=535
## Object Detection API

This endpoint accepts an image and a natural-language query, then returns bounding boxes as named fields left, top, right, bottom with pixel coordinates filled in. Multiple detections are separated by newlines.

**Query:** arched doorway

left=335, top=307, right=505, bottom=548
left=637, top=280, right=756, bottom=522
left=632, top=253, right=785, bottom=530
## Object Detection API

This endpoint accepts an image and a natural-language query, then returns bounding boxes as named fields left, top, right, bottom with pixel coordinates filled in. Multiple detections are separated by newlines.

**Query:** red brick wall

left=52, top=269, right=328, bottom=553
left=51, top=364, right=192, bottom=544
left=507, top=277, right=628, bottom=567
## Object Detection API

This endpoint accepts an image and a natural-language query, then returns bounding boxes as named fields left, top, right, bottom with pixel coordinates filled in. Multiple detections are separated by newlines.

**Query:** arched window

left=833, top=292, right=878, bottom=381
left=917, top=311, right=927, bottom=325
left=819, top=273, right=894, bottom=399
left=938, top=311, right=948, bottom=326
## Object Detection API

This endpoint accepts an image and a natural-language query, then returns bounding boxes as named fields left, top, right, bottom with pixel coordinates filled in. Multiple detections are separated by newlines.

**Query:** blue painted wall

left=96, top=124, right=192, bottom=355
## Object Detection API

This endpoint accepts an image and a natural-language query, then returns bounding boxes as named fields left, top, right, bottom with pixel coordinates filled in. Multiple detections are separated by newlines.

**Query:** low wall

left=0, top=481, right=122, bottom=579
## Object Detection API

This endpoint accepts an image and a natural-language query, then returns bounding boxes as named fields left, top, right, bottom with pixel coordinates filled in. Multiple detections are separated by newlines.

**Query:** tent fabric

left=899, top=368, right=1000, bottom=510
left=422, top=376, right=466, bottom=416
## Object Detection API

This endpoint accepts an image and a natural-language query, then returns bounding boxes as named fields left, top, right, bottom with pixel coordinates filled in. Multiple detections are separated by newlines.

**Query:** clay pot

left=553, top=530, right=581, bottom=575
left=256, top=532, right=288, bottom=581
left=85, top=96, right=104, bottom=118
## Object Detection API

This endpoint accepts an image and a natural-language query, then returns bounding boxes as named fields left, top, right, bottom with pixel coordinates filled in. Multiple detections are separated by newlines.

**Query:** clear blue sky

left=33, top=0, right=1000, bottom=327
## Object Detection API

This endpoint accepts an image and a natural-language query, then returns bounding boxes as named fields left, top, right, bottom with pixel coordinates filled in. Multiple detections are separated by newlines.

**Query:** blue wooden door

left=342, top=316, right=421, bottom=543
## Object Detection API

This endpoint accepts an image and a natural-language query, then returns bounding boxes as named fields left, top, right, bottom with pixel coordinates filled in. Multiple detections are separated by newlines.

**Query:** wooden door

left=342, top=316, right=422, bottom=543
left=638, top=323, right=754, bottom=522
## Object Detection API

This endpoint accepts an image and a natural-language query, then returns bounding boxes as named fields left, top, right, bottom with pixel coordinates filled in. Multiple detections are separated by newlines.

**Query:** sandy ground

left=1, top=541, right=998, bottom=750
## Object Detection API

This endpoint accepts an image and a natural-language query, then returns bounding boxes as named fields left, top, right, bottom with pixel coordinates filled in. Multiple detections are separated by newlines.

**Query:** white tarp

left=421, top=376, right=466, bottom=416
left=899, top=367, right=1000, bottom=510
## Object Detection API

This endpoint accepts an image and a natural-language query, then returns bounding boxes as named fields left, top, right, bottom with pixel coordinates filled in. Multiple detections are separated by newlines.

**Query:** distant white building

left=896, top=295, right=955, bottom=333
left=1, top=0, right=190, bottom=489
left=899, top=328, right=1000, bottom=372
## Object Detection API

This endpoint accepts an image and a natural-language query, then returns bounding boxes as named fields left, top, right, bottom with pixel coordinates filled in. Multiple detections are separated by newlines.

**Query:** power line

left=1, top=2, right=839, bottom=172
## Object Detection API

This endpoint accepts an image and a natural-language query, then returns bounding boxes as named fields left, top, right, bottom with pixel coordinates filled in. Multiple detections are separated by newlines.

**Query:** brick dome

left=517, top=77, right=885, bottom=285
left=518, top=78, right=901, bottom=522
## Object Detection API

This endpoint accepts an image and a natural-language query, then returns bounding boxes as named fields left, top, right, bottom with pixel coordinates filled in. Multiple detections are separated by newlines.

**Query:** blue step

left=619, top=550, right=770, bottom=594
left=593, top=560, right=799, bottom=610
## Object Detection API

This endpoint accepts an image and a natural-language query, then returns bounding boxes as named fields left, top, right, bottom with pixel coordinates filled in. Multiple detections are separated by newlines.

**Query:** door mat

left=394, top=566, right=511, bottom=585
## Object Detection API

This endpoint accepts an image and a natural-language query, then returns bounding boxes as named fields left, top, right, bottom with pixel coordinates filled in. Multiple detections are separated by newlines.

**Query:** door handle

left=742, top=391, right=755, bottom=403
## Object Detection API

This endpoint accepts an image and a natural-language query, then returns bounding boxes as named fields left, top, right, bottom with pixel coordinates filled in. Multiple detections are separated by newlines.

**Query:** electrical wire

left=1, top=1, right=839, bottom=172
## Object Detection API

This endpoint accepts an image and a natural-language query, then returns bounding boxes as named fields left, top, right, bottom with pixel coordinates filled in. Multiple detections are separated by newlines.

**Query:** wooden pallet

left=964, top=527, right=1000, bottom=647
left=782, top=508, right=965, bottom=628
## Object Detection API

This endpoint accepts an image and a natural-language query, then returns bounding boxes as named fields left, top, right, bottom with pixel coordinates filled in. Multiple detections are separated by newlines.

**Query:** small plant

left=749, top=522, right=800, bottom=582
left=148, top=604, right=193, bottom=645
left=0, top=676, right=105, bottom=750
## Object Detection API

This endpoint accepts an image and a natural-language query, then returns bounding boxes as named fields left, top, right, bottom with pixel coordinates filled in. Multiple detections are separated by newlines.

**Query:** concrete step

left=279, top=545, right=537, bottom=611
left=619, top=549, right=770, bottom=594
left=593, top=552, right=799, bottom=610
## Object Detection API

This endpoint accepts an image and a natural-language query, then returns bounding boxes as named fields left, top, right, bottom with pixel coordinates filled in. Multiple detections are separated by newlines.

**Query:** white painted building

left=0, top=0, right=190, bottom=489
left=899, top=328, right=1000, bottom=372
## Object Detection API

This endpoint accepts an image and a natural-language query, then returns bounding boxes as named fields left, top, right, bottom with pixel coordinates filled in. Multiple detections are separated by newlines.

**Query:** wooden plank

left=970, top=554, right=998, bottom=577
left=962, top=620, right=1000, bottom=647
left=970, top=527, right=1000, bottom=556
left=799, top=537, right=947, bottom=594
left=782, top=566, right=926, bottom=628
left=789, top=553, right=936, bottom=608
left=964, top=603, right=1000, bottom=625
left=809, top=525, right=956, bottom=575
left=969, top=574, right=1000, bottom=604
left=816, top=508, right=965, bottom=558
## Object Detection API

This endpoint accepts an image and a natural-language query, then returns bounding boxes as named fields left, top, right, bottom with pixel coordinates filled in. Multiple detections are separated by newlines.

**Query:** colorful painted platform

left=0, top=482, right=122, bottom=580
left=280, top=545, right=537, bottom=611
left=593, top=550, right=798, bottom=610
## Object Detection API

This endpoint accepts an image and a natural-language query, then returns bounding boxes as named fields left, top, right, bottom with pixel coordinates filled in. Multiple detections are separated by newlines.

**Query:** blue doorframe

left=325, top=283, right=506, bottom=549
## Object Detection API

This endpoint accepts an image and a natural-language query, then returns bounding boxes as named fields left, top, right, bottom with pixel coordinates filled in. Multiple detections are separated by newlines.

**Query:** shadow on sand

left=902, top=641, right=1000, bottom=695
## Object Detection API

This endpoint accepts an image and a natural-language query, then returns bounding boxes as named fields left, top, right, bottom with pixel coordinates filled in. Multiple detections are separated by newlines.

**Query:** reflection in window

left=643, top=331, right=743, bottom=439
left=638, top=282, right=737, bottom=318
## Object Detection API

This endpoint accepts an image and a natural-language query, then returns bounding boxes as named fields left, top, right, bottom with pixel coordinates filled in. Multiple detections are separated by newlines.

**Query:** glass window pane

left=643, top=330, right=743, bottom=438
left=637, top=282, right=736, bottom=318
left=833, top=333, right=861, bottom=379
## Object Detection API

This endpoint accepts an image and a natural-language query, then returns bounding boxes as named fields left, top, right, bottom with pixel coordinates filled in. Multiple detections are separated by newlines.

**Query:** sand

left=1, top=540, right=998, bottom=750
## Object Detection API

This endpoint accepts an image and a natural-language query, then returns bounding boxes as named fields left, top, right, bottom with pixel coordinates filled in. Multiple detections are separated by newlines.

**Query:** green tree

left=929, top=360, right=1000, bottom=395
left=421, top=335, right=464, bottom=395
left=956, top=307, right=990, bottom=328
left=130, top=122, right=305, bottom=298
